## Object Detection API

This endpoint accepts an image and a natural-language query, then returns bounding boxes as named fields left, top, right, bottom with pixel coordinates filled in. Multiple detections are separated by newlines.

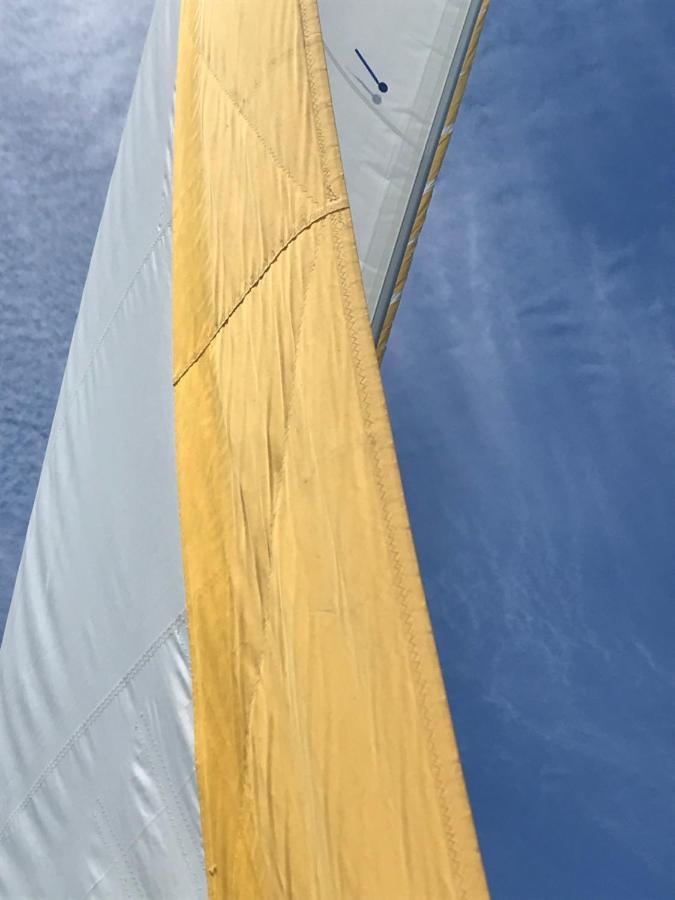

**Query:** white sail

left=0, top=2, right=207, bottom=896
left=319, top=0, right=486, bottom=339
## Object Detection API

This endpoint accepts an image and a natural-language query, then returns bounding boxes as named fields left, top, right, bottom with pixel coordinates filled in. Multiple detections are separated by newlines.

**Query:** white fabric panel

left=0, top=1, right=207, bottom=896
left=318, top=0, right=481, bottom=332
left=53, top=0, right=176, bottom=430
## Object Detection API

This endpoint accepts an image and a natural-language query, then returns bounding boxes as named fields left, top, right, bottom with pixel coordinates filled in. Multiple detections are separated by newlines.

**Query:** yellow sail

left=173, top=0, right=487, bottom=896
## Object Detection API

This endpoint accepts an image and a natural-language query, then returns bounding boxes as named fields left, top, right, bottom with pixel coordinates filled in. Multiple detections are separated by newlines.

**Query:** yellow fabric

left=376, top=0, right=490, bottom=361
left=172, top=0, right=488, bottom=897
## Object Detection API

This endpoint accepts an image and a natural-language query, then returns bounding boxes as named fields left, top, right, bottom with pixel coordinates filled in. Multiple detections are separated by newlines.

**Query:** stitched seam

left=294, top=5, right=337, bottom=204
left=80, top=771, right=200, bottom=900
left=173, top=202, right=347, bottom=387
left=0, top=612, right=186, bottom=846
left=338, top=213, right=466, bottom=898
left=96, top=798, right=146, bottom=899
left=91, top=807, right=132, bottom=900
left=186, top=25, right=323, bottom=209
left=0, top=225, right=174, bottom=729
left=136, top=714, right=191, bottom=879
left=297, top=1, right=468, bottom=896
left=230, top=232, right=319, bottom=883
left=139, top=710, right=200, bottom=872
left=337, top=213, right=470, bottom=899
left=174, top=614, right=189, bottom=661
left=52, top=223, right=171, bottom=441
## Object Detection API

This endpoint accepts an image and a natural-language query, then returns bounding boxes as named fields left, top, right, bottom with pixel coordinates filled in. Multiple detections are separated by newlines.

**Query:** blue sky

left=2, top=1, right=675, bottom=897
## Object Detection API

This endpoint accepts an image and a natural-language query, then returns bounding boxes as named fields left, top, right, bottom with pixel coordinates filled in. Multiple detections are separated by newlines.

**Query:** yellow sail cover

left=173, top=0, right=487, bottom=896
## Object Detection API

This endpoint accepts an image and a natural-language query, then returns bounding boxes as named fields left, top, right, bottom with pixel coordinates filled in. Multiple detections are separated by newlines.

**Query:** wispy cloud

left=383, top=1, right=675, bottom=896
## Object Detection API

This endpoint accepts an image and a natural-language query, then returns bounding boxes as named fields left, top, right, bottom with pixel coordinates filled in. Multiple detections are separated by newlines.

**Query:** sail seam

left=138, top=710, right=198, bottom=882
left=80, top=770, right=198, bottom=900
left=298, top=0, right=479, bottom=894
left=52, top=222, right=171, bottom=440
left=90, top=804, right=134, bottom=899
left=0, top=611, right=187, bottom=845
left=336, top=212, right=471, bottom=899
left=94, top=798, right=143, bottom=899
left=173, top=201, right=347, bottom=387
left=185, top=25, right=324, bottom=208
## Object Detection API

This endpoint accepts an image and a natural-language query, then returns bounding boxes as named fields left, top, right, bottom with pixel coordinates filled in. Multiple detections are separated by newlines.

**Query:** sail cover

left=0, top=0, right=489, bottom=897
